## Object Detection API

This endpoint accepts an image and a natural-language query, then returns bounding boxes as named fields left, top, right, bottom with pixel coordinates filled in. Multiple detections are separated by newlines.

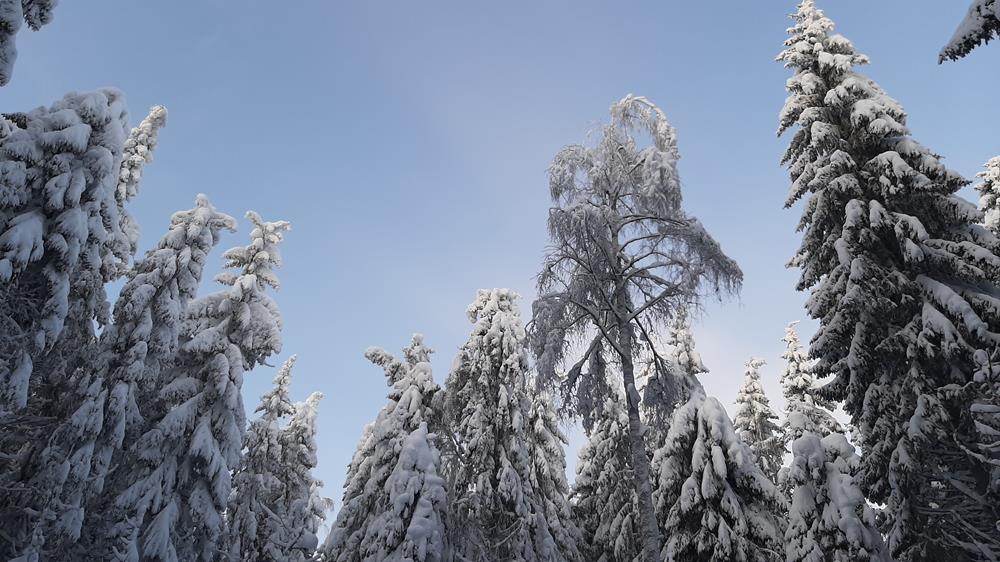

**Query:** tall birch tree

left=530, top=94, right=742, bottom=562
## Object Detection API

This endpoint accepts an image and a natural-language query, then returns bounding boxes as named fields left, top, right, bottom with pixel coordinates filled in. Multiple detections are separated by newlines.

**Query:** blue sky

left=6, top=1, right=999, bottom=516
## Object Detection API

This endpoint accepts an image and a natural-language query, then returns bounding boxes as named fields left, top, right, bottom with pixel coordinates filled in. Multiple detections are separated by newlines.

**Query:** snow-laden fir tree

left=281, top=391, right=330, bottom=562
left=225, top=355, right=299, bottom=562
left=778, top=2, right=1000, bottom=558
left=0, top=90, right=153, bottom=560
left=939, top=0, right=999, bottom=62
left=976, top=156, right=1000, bottom=236
left=319, top=335, right=446, bottom=562
left=780, top=321, right=840, bottom=447
left=640, top=306, right=707, bottom=451
left=571, top=396, right=641, bottom=562
left=653, top=388, right=786, bottom=562
left=524, top=392, right=583, bottom=562
left=733, top=358, right=784, bottom=484
left=2, top=195, right=233, bottom=560
left=441, top=288, right=580, bottom=562
left=530, top=95, right=742, bottom=562
left=113, top=211, right=288, bottom=562
left=783, top=427, right=889, bottom=562
left=0, top=0, right=58, bottom=86
left=0, top=89, right=129, bottom=415
left=440, top=289, right=533, bottom=561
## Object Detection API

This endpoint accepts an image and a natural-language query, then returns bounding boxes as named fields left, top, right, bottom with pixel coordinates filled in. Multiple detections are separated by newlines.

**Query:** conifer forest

left=1, top=1, right=999, bottom=561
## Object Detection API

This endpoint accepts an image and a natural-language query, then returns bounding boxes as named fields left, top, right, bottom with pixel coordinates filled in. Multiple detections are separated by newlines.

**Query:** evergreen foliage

left=778, top=2, right=1000, bottom=557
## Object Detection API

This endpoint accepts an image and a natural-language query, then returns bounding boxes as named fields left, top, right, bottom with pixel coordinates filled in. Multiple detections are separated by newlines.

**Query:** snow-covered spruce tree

left=652, top=389, right=785, bottom=562
left=319, top=335, right=446, bottom=562
left=780, top=321, right=840, bottom=447
left=440, top=288, right=580, bottom=562
left=783, top=428, right=889, bottom=562
left=0, top=88, right=129, bottom=415
left=440, top=288, right=534, bottom=561
left=281, top=391, right=330, bottom=562
left=113, top=211, right=289, bottom=562
left=733, top=358, right=784, bottom=484
left=976, top=156, right=1000, bottom=236
left=225, top=355, right=299, bottom=562
left=0, top=0, right=58, bottom=86
left=778, top=2, right=1000, bottom=558
left=571, top=396, right=640, bottom=562
left=939, top=0, right=999, bottom=62
left=0, top=89, right=142, bottom=560
left=524, top=391, right=583, bottom=562
left=530, top=95, right=741, bottom=562
left=5, top=195, right=233, bottom=560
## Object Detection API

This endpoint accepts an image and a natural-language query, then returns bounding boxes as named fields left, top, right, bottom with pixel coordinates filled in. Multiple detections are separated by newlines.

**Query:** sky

left=5, top=0, right=999, bottom=520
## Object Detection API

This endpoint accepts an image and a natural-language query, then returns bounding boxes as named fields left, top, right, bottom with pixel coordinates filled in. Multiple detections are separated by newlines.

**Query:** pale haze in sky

left=6, top=0, right=998, bottom=523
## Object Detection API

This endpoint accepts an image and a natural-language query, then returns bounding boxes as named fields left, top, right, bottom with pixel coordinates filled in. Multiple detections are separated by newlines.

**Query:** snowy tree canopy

left=113, top=211, right=288, bottom=562
left=939, top=0, right=1000, bottom=62
left=653, top=390, right=786, bottom=562
left=0, top=0, right=59, bottom=86
left=733, top=358, right=784, bottom=484
left=977, top=156, right=1000, bottom=236
left=778, top=1, right=1000, bottom=559
left=783, top=431, right=890, bottom=562
left=319, top=335, right=446, bottom=562
left=530, top=94, right=742, bottom=562
left=780, top=321, right=840, bottom=447
left=441, top=288, right=580, bottom=562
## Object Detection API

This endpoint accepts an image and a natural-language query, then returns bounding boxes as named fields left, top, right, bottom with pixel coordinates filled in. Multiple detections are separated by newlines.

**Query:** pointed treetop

left=403, top=333, right=433, bottom=367
left=466, top=287, right=519, bottom=323
left=781, top=321, right=813, bottom=400
left=118, top=104, right=168, bottom=203
left=258, top=354, right=297, bottom=421
left=217, top=210, right=291, bottom=290
left=166, top=194, right=237, bottom=247
left=367, top=334, right=434, bottom=387
left=667, top=306, right=707, bottom=378
left=294, top=391, right=324, bottom=423
left=777, top=0, right=870, bottom=140
left=745, top=356, right=766, bottom=375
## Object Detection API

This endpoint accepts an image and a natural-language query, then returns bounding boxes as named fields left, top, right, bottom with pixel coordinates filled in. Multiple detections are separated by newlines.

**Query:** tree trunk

left=616, top=307, right=662, bottom=562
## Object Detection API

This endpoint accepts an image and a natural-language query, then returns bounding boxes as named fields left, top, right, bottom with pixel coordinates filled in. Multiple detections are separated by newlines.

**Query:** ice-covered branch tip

left=217, top=210, right=291, bottom=290
left=118, top=105, right=168, bottom=203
